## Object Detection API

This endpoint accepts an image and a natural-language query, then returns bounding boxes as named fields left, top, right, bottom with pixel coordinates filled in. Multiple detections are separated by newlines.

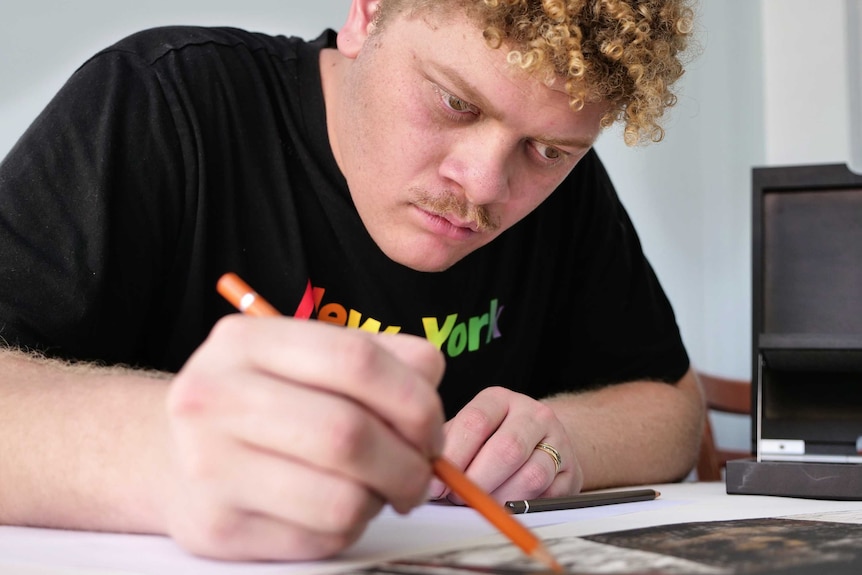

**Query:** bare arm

left=0, top=316, right=446, bottom=561
left=544, top=368, right=704, bottom=490
left=0, top=349, right=174, bottom=533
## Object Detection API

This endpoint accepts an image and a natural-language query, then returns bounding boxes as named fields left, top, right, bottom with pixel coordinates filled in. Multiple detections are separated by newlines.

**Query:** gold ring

left=535, top=442, right=562, bottom=474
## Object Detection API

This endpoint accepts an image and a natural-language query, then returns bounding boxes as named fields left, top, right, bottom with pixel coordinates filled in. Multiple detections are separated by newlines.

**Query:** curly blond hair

left=374, top=0, right=696, bottom=146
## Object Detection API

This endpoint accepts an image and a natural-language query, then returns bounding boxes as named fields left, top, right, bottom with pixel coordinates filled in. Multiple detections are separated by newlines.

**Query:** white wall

left=762, top=0, right=854, bottom=167
left=850, top=0, right=862, bottom=174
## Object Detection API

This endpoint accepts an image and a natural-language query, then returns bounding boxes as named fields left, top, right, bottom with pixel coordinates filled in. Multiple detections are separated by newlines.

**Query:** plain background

left=1, top=1, right=860, bottom=452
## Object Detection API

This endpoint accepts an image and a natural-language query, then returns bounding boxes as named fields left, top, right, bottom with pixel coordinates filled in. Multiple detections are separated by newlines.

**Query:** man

left=0, top=0, right=703, bottom=563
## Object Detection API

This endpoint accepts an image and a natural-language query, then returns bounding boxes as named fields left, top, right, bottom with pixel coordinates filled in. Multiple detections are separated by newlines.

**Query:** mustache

left=413, top=191, right=501, bottom=233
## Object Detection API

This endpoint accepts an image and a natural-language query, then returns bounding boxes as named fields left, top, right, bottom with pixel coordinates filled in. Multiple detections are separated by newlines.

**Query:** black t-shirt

left=0, top=26, right=688, bottom=417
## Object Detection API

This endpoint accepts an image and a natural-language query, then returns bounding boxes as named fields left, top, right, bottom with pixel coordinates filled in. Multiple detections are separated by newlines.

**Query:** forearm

left=0, top=321, right=447, bottom=561
left=544, top=368, right=704, bottom=490
left=0, top=349, right=174, bottom=533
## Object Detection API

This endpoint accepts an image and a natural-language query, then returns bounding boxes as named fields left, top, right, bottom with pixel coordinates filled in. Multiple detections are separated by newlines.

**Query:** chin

left=387, top=250, right=464, bottom=273
left=401, top=258, right=458, bottom=273
left=377, top=231, right=485, bottom=272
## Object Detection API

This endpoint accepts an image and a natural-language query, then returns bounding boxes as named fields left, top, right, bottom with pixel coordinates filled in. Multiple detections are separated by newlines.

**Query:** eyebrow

left=536, top=134, right=596, bottom=151
left=427, top=62, right=597, bottom=150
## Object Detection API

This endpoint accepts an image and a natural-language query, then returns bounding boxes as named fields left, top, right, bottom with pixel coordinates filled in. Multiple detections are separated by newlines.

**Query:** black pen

left=505, top=488, right=660, bottom=514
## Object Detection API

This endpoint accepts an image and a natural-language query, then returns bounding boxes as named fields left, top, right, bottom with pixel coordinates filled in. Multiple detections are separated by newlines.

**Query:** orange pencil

left=215, top=272, right=562, bottom=572
left=216, top=273, right=281, bottom=317
left=432, top=457, right=562, bottom=571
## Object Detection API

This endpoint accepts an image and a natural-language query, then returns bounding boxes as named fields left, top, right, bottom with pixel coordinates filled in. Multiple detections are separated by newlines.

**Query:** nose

left=438, top=128, right=512, bottom=205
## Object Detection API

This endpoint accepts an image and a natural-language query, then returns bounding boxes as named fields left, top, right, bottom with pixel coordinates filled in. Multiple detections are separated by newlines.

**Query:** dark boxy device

left=727, top=163, right=862, bottom=499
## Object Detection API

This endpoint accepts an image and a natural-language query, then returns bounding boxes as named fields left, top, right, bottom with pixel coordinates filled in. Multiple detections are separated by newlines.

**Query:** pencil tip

left=531, top=544, right=564, bottom=573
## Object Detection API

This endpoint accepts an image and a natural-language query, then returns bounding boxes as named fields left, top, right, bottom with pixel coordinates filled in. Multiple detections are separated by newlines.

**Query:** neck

left=319, top=47, right=347, bottom=173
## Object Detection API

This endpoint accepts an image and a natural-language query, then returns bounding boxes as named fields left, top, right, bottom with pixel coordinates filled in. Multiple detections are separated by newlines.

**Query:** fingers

left=165, top=314, right=446, bottom=560
left=175, top=511, right=366, bottom=562
left=432, top=387, right=580, bottom=504
left=491, top=443, right=569, bottom=500
left=168, top=439, right=383, bottom=561
left=213, top=370, right=434, bottom=512
left=201, top=315, right=446, bottom=456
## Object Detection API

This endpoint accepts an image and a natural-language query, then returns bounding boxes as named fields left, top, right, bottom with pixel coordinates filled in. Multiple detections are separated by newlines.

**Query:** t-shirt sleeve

left=537, top=150, right=690, bottom=392
left=0, top=47, right=186, bottom=364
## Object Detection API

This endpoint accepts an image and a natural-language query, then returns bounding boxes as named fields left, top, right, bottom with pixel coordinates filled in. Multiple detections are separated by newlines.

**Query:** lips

left=410, top=189, right=499, bottom=234
left=414, top=205, right=478, bottom=241
left=436, top=212, right=481, bottom=232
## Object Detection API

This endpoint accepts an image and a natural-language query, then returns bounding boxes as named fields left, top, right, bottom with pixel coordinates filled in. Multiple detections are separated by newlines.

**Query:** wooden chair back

left=696, top=371, right=752, bottom=481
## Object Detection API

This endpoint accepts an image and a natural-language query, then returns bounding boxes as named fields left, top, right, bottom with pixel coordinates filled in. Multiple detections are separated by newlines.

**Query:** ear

left=337, top=0, right=382, bottom=58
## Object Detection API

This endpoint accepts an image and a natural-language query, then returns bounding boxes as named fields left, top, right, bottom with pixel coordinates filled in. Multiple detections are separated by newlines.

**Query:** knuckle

left=324, top=407, right=374, bottom=465
left=493, top=433, right=532, bottom=468
left=395, top=375, right=444, bottom=434
left=477, top=385, right=509, bottom=402
left=457, top=404, right=496, bottom=437
left=334, top=335, right=382, bottom=379
left=166, top=371, right=212, bottom=418
left=174, top=508, right=245, bottom=559
left=532, top=401, right=557, bottom=425
left=199, top=513, right=241, bottom=549
left=168, top=318, right=256, bottom=419
left=209, top=314, right=252, bottom=342
left=520, top=461, right=552, bottom=495
left=414, top=340, right=447, bottom=379
left=318, top=482, right=373, bottom=533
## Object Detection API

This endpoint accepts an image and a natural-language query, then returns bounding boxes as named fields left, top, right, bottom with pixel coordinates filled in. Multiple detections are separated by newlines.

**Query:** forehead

left=376, top=1, right=578, bottom=96
left=376, top=4, right=554, bottom=89
left=375, top=0, right=466, bottom=26
left=372, top=7, right=605, bottom=144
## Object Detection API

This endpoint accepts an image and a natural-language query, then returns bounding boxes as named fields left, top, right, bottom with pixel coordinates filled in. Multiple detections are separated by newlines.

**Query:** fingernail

left=426, top=479, right=444, bottom=500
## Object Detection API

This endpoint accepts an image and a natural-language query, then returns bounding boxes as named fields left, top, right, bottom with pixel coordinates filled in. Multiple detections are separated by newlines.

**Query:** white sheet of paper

left=0, top=498, right=675, bottom=575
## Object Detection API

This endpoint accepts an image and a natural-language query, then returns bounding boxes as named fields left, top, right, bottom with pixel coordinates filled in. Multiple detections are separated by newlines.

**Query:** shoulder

left=536, top=148, right=622, bottom=224
left=83, top=26, right=315, bottom=70
left=63, top=26, right=332, bottom=109
left=566, top=148, right=616, bottom=201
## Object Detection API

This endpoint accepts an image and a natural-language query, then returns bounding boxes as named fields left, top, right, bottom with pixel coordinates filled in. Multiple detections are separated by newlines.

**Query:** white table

left=3, top=481, right=861, bottom=574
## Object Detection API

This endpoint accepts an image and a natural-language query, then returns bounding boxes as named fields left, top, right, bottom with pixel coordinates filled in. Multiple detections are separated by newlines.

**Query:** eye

left=445, top=94, right=473, bottom=113
left=532, top=141, right=566, bottom=163
left=436, top=85, right=479, bottom=116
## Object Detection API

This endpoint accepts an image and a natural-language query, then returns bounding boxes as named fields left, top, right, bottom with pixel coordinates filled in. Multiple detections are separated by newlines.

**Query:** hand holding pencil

left=163, top=276, right=447, bottom=561
left=216, top=273, right=563, bottom=572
